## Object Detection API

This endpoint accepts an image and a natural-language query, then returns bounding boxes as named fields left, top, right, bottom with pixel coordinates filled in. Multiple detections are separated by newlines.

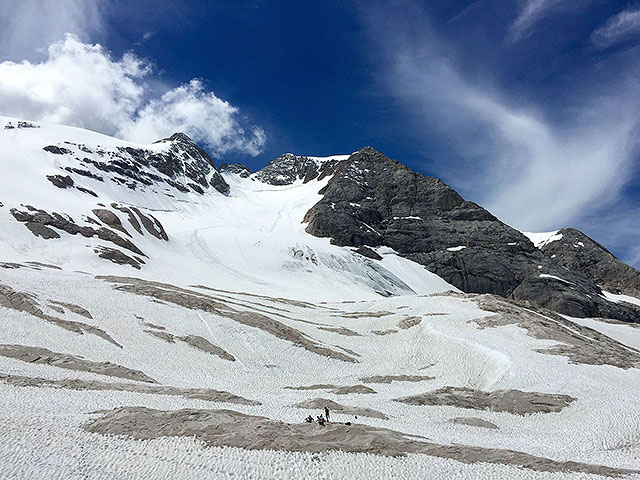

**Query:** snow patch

left=521, top=231, right=563, bottom=248
left=601, top=290, right=640, bottom=308
left=539, top=274, right=574, bottom=285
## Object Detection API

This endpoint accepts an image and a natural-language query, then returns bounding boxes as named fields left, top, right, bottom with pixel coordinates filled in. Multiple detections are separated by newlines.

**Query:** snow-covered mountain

left=1, top=116, right=640, bottom=479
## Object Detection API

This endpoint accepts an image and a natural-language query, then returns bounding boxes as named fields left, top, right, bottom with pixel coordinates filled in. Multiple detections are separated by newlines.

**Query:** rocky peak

left=539, top=227, right=640, bottom=298
left=254, top=153, right=344, bottom=185
left=153, top=132, right=229, bottom=195
left=303, top=147, right=640, bottom=322
left=306, top=147, right=504, bottom=249
left=219, top=163, right=252, bottom=178
left=41, top=132, right=230, bottom=196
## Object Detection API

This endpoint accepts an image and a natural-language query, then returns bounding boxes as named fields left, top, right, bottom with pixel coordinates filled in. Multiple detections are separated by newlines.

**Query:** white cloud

left=592, top=5, right=640, bottom=48
left=361, top=4, right=640, bottom=233
left=0, top=35, right=265, bottom=157
left=122, top=79, right=266, bottom=157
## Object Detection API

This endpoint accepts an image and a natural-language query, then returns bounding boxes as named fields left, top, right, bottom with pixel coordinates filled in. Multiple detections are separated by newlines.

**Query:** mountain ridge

left=2, top=117, right=640, bottom=479
left=2, top=115, right=640, bottom=322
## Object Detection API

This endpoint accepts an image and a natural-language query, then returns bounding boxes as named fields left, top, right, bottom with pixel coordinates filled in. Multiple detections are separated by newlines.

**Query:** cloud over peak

left=0, top=34, right=265, bottom=157
left=361, top=3, right=640, bottom=235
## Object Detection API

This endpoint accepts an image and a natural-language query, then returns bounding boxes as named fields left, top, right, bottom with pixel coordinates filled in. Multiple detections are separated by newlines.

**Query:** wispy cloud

left=360, top=2, right=640, bottom=235
left=135, top=31, right=157, bottom=46
left=507, top=0, right=592, bottom=42
left=0, top=0, right=106, bottom=61
left=508, top=0, right=563, bottom=41
left=0, top=35, right=265, bottom=157
left=592, top=4, right=640, bottom=48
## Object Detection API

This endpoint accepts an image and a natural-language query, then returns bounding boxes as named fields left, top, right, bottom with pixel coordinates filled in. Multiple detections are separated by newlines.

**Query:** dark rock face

left=25, top=222, right=60, bottom=239
left=111, top=203, right=143, bottom=234
left=153, top=133, right=229, bottom=195
left=539, top=228, right=640, bottom=298
left=44, top=132, right=229, bottom=196
left=43, top=145, right=72, bottom=155
left=46, top=175, right=74, bottom=189
left=11, top=206, right=145, bottom=257
left=355, top=245, right=382, bottom=260
left=92, top=208, right=130, bottom=237
left=220, top=163, right=252, bottom=178
left=94, top=246, right=143, bottom=269
left=254, top=154, right=342, bottom=185
left=304, top=147, right=640, bottom=322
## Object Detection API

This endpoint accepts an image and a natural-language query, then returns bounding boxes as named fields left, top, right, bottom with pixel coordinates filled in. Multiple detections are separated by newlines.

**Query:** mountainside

left=530, top=228, right=640, bottom=299
left=304, top=147, right=640, bottom=322
left=1, top=117, right=640, bottom=480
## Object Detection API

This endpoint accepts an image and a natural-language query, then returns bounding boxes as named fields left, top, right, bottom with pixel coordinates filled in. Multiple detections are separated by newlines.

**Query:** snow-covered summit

left=0, top=116, right=454, bottom=300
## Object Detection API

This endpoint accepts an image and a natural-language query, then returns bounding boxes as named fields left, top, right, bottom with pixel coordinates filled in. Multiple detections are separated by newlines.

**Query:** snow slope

left=1, top=117, right=639, bottom=479
left=0, top=115, right=456, bottom=301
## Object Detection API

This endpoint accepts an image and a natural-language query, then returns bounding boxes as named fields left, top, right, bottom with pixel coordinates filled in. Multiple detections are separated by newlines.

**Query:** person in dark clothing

left=305, top=415, right=313, bottom=423
left=317, top=415, right=326, bottom=426
left=324, top=406, right=330, bottom=422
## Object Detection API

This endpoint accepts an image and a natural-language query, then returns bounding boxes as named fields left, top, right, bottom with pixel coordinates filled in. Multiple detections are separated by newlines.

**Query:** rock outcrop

left=538, top=228, right=640, bottom=298
left=43, top=132, right=229, bottom=195
left=303, top=147, right=640, bottom=322
left=254, top=153, right=342, bottom=185
left=219, top=163, right=252, bottom=178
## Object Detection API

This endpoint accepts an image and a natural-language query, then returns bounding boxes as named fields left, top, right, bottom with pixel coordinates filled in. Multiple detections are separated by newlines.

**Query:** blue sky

left=1, top=0, right=640, bottom=265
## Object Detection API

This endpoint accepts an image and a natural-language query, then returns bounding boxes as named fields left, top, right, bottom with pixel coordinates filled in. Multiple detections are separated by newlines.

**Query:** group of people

left=304, top=406, right=331, bottom=425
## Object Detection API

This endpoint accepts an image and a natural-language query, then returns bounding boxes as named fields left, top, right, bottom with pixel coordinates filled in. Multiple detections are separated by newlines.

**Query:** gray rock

left=24, top=222, right=60, bottom=239
left=0, top=373, right=258, bottom=406
left=99, top=276, right=357, bottom=363
left=303, top=147, right=640, bottom=322
left=317, top=326, right=362, bottom=336
left=286, top=384, right=376, bottom=395
left=179, top=335, right=236, bottom=361
left=472, top=294, right=640, bottom=368
left=11, top=206, right=146, bottom=257
left=219, top=163, right=252, bottom=178
left=43, top=145, right=72, bottom=155
left=46, top=174, right=74, bottom=189
left=540, top=228, right=640, bottom=299
left=94, top=246, right=144, bottom=269
left=83, top=406, right=638, bottom=476
left=295, top=398, right=388, bottom=419
left=152, top=132, right=229, bottom=195
left=49, top=301, right=92, bottom=319
left=397, top=316, right=421, bottom=329
left=129, top=207, right=168, bottom=241
left=0, top=344, right=154, bottom=383
left=360, top=375, right=434, bottom=384
left=450, top=417, right=499, bottom=429
left=394, top=386, right=575, bottom=415
left=58, top=132, right=228, bottom=195
left=354, top=245, right=382, bottom=260
left=92, top=208, right=130, bottom=237
left=254, top=153, right=342, bottom=185
left=0, top=283, right=119, bottom=346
